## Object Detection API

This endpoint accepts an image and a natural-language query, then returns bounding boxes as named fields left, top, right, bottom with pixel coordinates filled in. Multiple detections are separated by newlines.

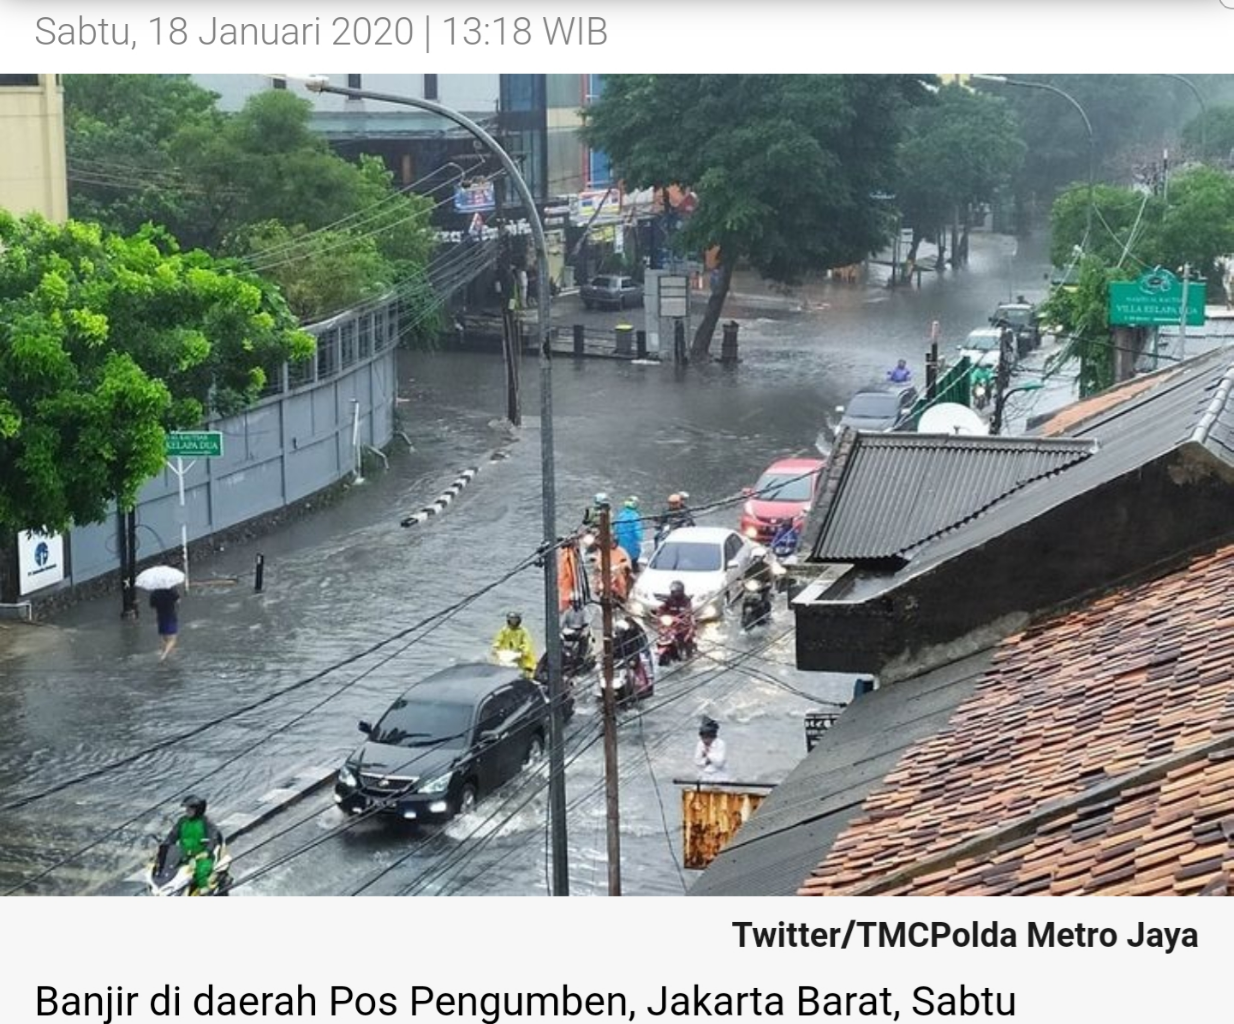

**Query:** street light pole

left=974, top=75, right=1095, bottom=249
left=295, top=77, right=569, bottom=895
left=1160, top=74, right=1207, bottom=162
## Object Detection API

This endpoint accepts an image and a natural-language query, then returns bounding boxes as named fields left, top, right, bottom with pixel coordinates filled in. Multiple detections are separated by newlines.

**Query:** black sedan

left=334, top=664, right=550, bottom=822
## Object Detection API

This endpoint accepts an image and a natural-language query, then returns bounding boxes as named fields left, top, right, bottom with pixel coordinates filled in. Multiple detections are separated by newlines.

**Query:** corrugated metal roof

left=810, top=434, right=1097, bottom=564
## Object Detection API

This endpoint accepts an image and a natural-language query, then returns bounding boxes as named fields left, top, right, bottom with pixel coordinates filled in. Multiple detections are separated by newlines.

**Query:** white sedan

left=628, top=526, right=756, bottom=621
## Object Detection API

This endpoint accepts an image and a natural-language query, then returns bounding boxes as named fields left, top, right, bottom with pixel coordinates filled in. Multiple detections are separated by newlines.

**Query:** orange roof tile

left=799, top=541, right=1234, bottom=897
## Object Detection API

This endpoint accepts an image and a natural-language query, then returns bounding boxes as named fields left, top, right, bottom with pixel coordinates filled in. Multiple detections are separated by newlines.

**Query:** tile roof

left=798, top=541, right=1234, bottom=896
left=878, top=751, right=1234, bottom=896
left=808, top=433, right=1096, bottom=565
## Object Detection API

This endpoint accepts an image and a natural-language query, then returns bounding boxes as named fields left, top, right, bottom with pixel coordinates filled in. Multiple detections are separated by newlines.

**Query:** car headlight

left=418, top=772, right=452, bottom=795
left=700, top=603, right=718, bottom=619
left=338, top=765, right=357, bottom=788
left=628, top=598, right=646, bottom=617
left=744, top=579, right=762, bottom=593
left=743, top=525, right=759, bottom=538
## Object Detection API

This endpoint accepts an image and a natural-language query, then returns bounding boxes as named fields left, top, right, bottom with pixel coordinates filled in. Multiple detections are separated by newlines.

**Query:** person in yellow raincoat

left=492, top=612, right=537, bottom=676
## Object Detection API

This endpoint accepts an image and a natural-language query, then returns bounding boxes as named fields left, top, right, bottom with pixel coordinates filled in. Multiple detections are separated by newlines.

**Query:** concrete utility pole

left=925, top=320, right=941, bottom=401
left=597, top=506, right=622, bottom=896
left=1179, top=263, right=1191, bottom=362
left=990, top=327, right=1016, bottom=436
left=295, top=76, right=568, bottom=894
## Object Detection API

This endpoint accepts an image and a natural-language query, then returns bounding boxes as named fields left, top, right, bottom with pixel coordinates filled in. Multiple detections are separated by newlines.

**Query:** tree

left=63, top=78, right=438, bottom=323
left=0, top=213, right=313, bottom=565
left=1039, top=255, right=1118, bottom=398
left=1050, top=168, right=1234, bottom=281
left=896, top=84, right=1024, bottom=265
left=1182, top=104, right=1234, bottom=164
left=585, top=75, right=927, bottom=355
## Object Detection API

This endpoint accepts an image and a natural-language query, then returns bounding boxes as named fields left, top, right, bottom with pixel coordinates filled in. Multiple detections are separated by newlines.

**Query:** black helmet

left=506, top=612, right=522, bottom=628
left=699, top=717, right=719, bottom=738
left=670, top=581, right=686, bottom=598
left=183, top=796, right=206, bottom=817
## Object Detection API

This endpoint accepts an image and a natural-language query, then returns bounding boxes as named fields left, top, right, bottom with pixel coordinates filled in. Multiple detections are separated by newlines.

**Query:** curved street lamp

left=280, top=75, right=570, bottom=895
left=973, top=74, right=1095, bottom=249
left=1160, top=74, right=1207, bottom=162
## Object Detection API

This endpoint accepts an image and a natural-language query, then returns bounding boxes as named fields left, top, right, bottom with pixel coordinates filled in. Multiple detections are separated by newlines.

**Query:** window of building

left=424, top=74, right=438, bottom=100
left=0, top=75, right=40, bottom=87
left=347, top=74, right=362, bottom=90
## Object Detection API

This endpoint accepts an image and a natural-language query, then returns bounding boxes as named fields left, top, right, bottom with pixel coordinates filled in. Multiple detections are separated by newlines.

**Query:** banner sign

left=453, top=181, right=496, bottom=214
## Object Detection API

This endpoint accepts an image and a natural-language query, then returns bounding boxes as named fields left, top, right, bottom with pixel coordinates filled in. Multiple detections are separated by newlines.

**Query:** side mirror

left=477, top=730, right=499, bottom=746
left=358, top=720, right=372, bottom=735
left=741, top=486, right=753, bottom=496
left=835, top=405, right=845, bottom=414
left=726, top=559, right=740, bottom=570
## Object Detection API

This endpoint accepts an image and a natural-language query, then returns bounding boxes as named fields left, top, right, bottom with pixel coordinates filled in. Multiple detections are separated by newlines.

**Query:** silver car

left=581, top=275, right=643, bottom=311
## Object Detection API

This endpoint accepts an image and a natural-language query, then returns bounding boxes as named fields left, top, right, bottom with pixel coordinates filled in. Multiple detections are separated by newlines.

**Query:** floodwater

left=0, top=231, right=1056, bottom=895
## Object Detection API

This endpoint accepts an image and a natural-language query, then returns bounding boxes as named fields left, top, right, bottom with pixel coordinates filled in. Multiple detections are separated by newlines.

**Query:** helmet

left=668, top=493, right=683, bottom=508
left=624, top=496, right=639, bottom=509
left=594, top=492, right=610, bottom=506
left=506, top=612, right=522, bottom=629
left=698, top=717, right=719, bottom=738
left=751, top=545, right=768, bottom=561
left=670, top=581, right=686, bottom=598
left=570, top=597, right=583, bottom=611
left=183, top=796, right=207, bottom=818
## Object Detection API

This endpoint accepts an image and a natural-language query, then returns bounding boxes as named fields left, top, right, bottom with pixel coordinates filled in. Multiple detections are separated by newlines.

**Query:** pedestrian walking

left=150, top=587, right=181, bottom=661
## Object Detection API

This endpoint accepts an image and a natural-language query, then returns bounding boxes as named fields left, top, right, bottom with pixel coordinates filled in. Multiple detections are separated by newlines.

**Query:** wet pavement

left=0, top=230, right=1061, bottom=896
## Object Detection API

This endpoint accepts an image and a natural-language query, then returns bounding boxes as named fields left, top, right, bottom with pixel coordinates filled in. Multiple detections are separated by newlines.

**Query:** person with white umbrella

left=136, top=565, right=185, bottom=661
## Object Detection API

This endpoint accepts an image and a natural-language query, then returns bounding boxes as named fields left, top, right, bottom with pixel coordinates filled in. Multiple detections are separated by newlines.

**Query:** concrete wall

left=63, top=299, right=399, bottom=588
left=0, top=75, right=68, bottom=221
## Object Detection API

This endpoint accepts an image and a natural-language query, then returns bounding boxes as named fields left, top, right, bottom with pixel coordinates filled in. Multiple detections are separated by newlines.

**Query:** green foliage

left=63, top=76, right=437, bottom=322
left=1039, top=256, right=1118, bottom=397
left=1182, top=104, right=1234, bottom=162
left=584, top=75, right=927, bottom=349
left=897, top=84, right=1025, bottom=237
left=1050, top=168, right=1234, bottom=278
left=0, top=212, right=313, bottom=534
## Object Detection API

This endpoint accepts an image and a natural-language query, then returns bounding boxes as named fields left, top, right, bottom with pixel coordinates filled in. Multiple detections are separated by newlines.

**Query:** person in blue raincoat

left=614, top=496, right=644, bottom=572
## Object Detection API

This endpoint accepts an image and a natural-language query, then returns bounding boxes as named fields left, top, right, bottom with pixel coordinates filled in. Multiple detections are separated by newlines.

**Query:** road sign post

left=165, top=432, right=224, bottom=589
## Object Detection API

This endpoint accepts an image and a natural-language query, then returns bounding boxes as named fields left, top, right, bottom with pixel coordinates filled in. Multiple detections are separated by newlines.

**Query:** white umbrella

left=135, top=565, right=185, bottom=590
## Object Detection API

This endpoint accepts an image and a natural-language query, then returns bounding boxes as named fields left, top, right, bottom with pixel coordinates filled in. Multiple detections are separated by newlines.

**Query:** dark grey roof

left=690, top=650, right=992, bottom=896
left=809, top=433, right=1097, bottom=565
left=806, top=346, right=1234, bottom=598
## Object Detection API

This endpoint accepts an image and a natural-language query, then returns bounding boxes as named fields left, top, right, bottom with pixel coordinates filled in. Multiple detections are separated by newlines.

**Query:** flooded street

left=0, top=231, right=1057, bottom=895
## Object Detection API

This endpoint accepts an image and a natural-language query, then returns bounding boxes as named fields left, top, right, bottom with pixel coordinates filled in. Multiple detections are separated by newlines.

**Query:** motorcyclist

left=597, top=536, right=633, bottom=603
left=694, top=718, right=729, bottom=780
left=612, top=617, right=654, bottom=694
left=582, top=492, right=610, bottom=529
left=613, top=496, right=644, bottom=571
left=743, top=545, right=777, bottom=587
left=655, top=493, right=695, bottom=540
left=971, top=363, right=994, bottom=406
left=492, top=612, right=537, bottom=677
left=165, top=795, right=224, bottom=895
left=771, top=518, right=801, bottom=558
left=887, top=359, right=912, bottom=383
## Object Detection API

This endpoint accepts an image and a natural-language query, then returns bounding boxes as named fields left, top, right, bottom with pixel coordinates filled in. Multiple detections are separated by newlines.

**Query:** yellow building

left=0, top=75, right=68, bottom=222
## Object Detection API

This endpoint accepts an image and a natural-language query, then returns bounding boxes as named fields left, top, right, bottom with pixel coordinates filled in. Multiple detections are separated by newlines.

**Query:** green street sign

left=165, top=431, right=223, bottom=458
left=1109, top=268, right=1206, bottom=327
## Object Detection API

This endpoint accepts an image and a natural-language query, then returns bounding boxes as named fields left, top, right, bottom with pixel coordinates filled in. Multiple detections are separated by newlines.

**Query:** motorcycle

left=655, top=610, right=697, bottom=667
left=146, top=838, right=232, bottom=897
left=741, top=577, right=774, bottom=630
left=596, top=619, right=655, bottom=703
left=972, top=378, right=991, bottom=411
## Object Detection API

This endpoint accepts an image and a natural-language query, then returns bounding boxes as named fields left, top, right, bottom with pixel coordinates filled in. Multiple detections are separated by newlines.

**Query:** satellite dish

left=917, top=403, right=989, bottom=436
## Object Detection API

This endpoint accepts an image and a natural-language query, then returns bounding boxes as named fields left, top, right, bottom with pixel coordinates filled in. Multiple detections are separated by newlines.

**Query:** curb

left=399, top=448, right=511, bottom=527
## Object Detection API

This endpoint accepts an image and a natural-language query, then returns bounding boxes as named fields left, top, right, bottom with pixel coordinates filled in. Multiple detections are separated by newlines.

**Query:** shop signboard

left=17, top=530, right=64, bottom=595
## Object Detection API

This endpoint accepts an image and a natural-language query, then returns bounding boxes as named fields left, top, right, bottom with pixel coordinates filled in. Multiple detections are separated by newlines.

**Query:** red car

left=739, top=457, right=826, bottom=542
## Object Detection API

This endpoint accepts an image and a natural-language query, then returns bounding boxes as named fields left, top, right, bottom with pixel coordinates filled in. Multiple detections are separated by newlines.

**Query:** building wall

left=193, top=74, right=499, bottom=115
left=63, top=299, right=400, bottom=589
left=0, top=75, right=68, bottom=221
